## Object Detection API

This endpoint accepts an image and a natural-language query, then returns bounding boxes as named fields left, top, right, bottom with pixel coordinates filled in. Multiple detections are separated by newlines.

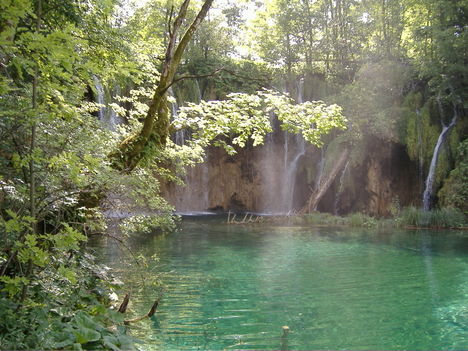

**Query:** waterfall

left=297, top=78, right=304, bottom=104
left=169, top=87, right=179, bottom=118
left=313, top=150, right=326, bottom=211
left=275, top=78, right=308, bottom=213
left=259, top=111, right=279, bottom=213
left=93, top=76, right=120, bottom=130
left=282, top=151, right=304, bottom=213
left=315, top=148, right=326, bottom=189
left=195, top=79, right=202, bottom=103
left=280, top=132, right=307, bottom=213
left=334, top=161, right=349, bottom=215
left=422, top=98, right=457, bottom=210
left=94, top=76, right=106, bottom=120
left=168, top=87, right=185, bottom=145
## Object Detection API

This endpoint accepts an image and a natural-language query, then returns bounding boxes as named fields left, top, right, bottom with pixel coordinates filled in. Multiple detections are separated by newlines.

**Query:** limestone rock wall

left=161, top=135, right=422, bottom=216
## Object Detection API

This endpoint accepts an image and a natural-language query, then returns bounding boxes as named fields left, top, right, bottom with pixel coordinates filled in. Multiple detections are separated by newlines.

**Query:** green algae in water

left=91, top=218, right=468, bottom=350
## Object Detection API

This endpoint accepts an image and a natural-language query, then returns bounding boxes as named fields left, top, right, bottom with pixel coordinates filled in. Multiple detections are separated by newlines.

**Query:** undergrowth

left=0, top=251, right=138, bottom=350
left=300, top=207, right=467, bottom=229
left=397, top=206, right=467, bottom=228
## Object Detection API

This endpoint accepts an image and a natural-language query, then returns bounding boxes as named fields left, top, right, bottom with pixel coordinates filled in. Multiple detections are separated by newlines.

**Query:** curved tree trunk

left=111, top=0, right=214, bottom=172
left=299, top=146, right=350, bottom=214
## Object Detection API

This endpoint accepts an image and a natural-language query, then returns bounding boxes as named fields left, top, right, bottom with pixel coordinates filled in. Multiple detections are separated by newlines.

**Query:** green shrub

left=425, top=208, right=467, bottom=228
left=397, top=206, right=467, bottom=228
left=304, top=212, right=346, bottom=225
left=399, top=206, right=423, bottom=227
left=347, top=212, right=366, bottom=226
left=0, top=250, right=138, bottom=350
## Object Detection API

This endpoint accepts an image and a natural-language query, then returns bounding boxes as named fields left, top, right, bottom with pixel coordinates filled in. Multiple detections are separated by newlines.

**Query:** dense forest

left=1, top=0, right=468, bottom=349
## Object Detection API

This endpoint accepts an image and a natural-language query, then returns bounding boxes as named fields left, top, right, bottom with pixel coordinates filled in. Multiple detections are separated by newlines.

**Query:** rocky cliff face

left=160, top=66, right=449, bottom=216
left=320, top=140, right=422, bottom=217
left=161, top=140, right=300, bottom=214
left=161, top=134, right=422, bottom=217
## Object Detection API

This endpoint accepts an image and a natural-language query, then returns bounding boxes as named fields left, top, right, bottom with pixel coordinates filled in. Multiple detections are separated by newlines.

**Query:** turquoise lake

left=89, top=215, right=468, bottom=350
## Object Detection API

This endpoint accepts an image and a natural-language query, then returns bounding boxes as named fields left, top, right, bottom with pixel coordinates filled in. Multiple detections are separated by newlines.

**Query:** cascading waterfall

left=93, top=76, right=120, bottom=130
left=315, top=149, right=326, bottom=189
left=163, top=77, right=325, bottom=214
left=169, top=87, right=178, bottom=116
left=334, top=161, right=349, bottom=215
left=276, top=78, right=307, bottom=213
left=94, top=76, right=105, bottom=117
left=259, top=111, right=283, bottom=213
left=422, top=97, right=457, bottom=211
left=313, top=150, right=326, bottom=211
left=195, top=79, right=202, bottom=103
left=166, top=86, right=210, bottom=213
left=297, top=78, right=304, bottom=104
left=282, top=151, right=304, bottom=213
left=168, top=87, right=186, bottom=146
left=280, top=132, right=307, bottom=213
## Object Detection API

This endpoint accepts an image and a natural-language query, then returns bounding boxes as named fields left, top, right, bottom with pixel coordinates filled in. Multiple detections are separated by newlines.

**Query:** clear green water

left=90, top=216, right=468, bottom=350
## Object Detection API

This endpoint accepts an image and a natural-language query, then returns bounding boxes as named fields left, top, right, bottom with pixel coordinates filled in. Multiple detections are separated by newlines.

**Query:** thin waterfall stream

left=93, top=76, right=121, bottom=130
left=334, top=161, right=349, bottom=215
left=281, top=150, right=304, bottom=213
left=422, top=98, right=457, bottom=210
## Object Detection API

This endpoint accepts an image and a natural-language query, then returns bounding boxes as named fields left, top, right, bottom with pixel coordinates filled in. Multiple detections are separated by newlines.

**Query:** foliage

left=396, top=206, right=467, bottom=228
left=347, top=212, right=366, bottom=226
left=303, top=212, right=347, bottom=226
left=340, top=61, right=411, bottom=139
left=0, top=251, right=137, bottom=350
left=0, top=0, right=174, bottom=349
left=174, top=89, right=346, bottom=155
left=178, top=57, right=273, bottom=99
left=438, top=138, right=468, bottom=214
left=407, top=0, right=468, bottom=102
left=389, top=196, right=401, bottom=218
left=1, top=0, right=468, bottom=347
left=345, top=213, right=394, bottom=228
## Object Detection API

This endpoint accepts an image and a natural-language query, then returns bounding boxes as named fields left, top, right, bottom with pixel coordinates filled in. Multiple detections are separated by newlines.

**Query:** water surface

left=89, top=216, right=468, bottom=350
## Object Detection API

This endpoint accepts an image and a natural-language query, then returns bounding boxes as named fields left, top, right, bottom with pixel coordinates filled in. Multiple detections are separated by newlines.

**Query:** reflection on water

left=88, top=216, right=468, bottom=350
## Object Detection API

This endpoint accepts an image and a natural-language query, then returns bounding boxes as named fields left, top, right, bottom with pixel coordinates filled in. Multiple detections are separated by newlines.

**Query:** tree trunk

left=299, top=146, right=350, bottom=214
left=21, top=0, right=41, bottom=303
left=111, top=0, right=214, bottom=172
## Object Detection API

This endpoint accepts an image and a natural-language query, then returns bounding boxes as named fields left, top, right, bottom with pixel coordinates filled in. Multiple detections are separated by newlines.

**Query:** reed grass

left=304, top=212, right=347, bottom=225
left=347, top=212, right=366, bottom=226
left=397, top=206, right=467, bottom=228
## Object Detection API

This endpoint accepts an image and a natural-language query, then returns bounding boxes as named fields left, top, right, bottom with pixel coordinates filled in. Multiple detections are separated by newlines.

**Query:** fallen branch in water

left=124, top=286, right=167, bottom=324
left=227, top=211, right=264, bottom=224
left=118, top=291, right=131, bottom=313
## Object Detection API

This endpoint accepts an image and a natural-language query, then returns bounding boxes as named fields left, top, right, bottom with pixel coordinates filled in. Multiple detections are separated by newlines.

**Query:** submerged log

left=299, top=147, right=350, bottom=214
left=124, top=286, right=167, bottom=324
left=118, top=292, right=130, bottom=313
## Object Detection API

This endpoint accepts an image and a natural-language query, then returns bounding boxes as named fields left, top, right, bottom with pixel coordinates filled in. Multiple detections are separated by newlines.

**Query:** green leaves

left=263, top=91, right=346, bottom=146
left=65, top=311, right=137, bottom=350
left=47, top=310, right=138, bottom=350
left=0, top=276, right=29, bottom=297
left=16, top=234, right=49, bottom=267
left=174, top=89, right=346, bottom=153
left=2, top=210, right=34, bottom=236
left=103, top=334, right=136, bottom=351
left=73, top=313, right=103, bottom=343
